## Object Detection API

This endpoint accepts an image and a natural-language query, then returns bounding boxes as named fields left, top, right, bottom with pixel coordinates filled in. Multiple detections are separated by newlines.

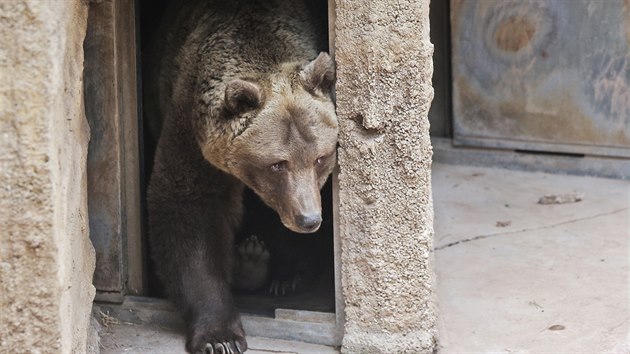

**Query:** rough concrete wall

left=334, top=0, right=437, bottom=352
left=0, top=1, right=95, bottom=353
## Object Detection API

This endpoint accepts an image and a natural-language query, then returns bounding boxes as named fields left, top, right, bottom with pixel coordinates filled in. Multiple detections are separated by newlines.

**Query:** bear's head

left=198, top=52, right=338, bottom=233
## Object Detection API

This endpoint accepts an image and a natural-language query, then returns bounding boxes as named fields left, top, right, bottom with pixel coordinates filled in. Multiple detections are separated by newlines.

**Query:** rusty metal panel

left=451, top=0, right=630, bottom=158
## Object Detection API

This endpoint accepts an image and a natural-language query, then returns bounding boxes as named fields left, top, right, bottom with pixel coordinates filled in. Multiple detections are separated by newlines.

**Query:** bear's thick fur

left=145, top=0, right=337, bottom=352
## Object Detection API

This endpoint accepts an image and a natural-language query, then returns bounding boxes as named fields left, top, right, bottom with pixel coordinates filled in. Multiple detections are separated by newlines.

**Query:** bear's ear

left=300, top=52, right=335, bottom=93
left=224, top=79, right=264, bottom=114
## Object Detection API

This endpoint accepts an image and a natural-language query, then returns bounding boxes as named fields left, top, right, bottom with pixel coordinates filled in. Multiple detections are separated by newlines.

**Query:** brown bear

left=144, top=0, right=337, bottom=353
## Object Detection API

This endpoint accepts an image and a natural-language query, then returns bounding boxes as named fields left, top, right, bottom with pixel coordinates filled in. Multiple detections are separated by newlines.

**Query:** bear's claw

left=201, top=340, right=243, bottom=354
left=233, top=234, right=271, bottom=291
left=187, top=322, right=247, bottom=354
left=237, top=235, right=270, bottom=262
left=268, top=274, right=302, bottom=296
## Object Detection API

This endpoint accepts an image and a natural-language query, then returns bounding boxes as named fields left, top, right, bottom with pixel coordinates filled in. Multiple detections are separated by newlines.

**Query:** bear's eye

left=315, top=152, right=333, bottom=166
left=270, top=161, right=287, bottom=172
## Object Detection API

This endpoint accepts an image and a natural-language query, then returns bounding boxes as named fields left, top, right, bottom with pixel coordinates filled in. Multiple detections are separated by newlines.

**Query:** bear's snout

left=296, top=213, right=322, bottom=232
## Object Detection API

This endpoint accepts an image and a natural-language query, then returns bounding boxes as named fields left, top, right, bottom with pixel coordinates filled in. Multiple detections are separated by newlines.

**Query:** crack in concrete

left=434, top=207, right=629, bottom=251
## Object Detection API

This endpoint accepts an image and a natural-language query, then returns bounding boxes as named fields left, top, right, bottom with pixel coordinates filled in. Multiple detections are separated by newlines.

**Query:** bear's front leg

left=149, top=200, right=247, bottom=354
left=182, top=272, right=246, bottom=353
left=176, top=234, right=247, bottom=354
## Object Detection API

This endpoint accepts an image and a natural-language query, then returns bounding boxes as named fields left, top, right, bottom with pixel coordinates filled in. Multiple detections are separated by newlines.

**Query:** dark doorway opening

left=137, top=0, right=335, bottom=316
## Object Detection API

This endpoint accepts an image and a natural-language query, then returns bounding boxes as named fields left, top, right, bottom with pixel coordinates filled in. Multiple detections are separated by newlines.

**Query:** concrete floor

left=433, top=163, right=630, bottom=353
left=100, top=163, right=629, bottom=353
left=99, top=322, right=339, bottom=353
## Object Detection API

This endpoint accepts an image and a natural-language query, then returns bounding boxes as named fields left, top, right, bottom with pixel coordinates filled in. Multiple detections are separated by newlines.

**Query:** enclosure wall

left=0, top=1, right=95, bottom=352
left=334, top=0, right=438, bottom=352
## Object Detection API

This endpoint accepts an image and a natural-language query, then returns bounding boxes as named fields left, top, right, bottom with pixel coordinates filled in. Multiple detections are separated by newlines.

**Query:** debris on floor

left=537, top=192, right=584, bottom=205
left=548, top=324, right=566, bottom=331
left=495, top=220, right=511, bottom=227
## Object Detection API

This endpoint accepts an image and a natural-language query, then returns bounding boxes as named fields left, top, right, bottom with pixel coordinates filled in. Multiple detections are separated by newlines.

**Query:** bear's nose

left=296, top=213, right=322, bottom=231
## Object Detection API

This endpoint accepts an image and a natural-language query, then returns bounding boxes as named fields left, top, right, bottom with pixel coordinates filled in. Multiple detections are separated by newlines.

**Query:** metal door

left=451, top=0, right=630, bottom=158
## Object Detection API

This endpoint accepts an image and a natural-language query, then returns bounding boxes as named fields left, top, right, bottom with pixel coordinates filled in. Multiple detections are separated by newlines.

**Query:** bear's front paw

left=268, top=274, right=303, bottom=296
left=186, top=320, right=247, bottom=354
left=233, top=235, right=270, bottom=291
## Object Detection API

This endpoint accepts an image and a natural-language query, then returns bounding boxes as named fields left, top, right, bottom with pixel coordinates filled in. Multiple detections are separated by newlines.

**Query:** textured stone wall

left=334, top=0, right=437, bottom=352
left=0, top=1, right=95, bottom=353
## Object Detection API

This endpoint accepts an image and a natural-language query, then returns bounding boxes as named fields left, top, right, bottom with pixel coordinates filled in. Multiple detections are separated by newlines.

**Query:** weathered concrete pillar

left=334, top=0, right=437, bottom=352
left=0, top=1, right=95, bottom=352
